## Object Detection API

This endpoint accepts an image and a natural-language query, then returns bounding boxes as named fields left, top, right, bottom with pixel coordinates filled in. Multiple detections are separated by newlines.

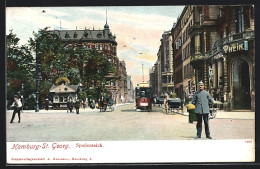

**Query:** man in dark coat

left=191, top=81, right=214, bottom=139
left=45, top=99, right=49, bottom=111
left=67, top=99, right=72, bottom=113
left=75, top=99, right=80, bottom=114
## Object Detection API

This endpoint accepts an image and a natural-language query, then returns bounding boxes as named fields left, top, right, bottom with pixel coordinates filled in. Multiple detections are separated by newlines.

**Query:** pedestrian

left=45, top=98, right=49, bottom=111
left=75, top=99, right=80, bottom=114
left=10, top=95, right=22, bottom=123
left=82, top=101, right=86, bottom=109
left=70, top=99, right=74, bottom=113
left=67, top=99, right=72, bottom=113
left=191, top=81, right=214, bottom=139
left=164, top=94, right=169, bottom=113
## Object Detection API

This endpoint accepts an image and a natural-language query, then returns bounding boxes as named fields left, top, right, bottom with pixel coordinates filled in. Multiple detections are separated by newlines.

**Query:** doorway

left=232, top=58, right=251, bottom=110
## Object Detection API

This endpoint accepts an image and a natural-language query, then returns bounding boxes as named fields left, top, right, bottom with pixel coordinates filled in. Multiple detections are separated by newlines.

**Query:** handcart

left=166, top=98, right=182, bottom=114
left=209, top=100, right=223, bottom=119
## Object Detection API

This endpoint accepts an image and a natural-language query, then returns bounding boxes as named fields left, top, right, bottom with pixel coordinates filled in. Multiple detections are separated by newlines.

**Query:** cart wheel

left=211, top=110, right=217, bottom=118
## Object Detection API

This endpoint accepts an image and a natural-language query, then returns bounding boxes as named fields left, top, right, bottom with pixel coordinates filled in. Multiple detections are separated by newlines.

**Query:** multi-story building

left=127, top=75, right=134, bottom=103
left=149, top=62, right=158, bottom=96
left=156, top=50, right=162, bottom=96
left=171, top=15, right=183, bottom=99
left=49, top=20, right=123, bottom=103
left=161, top=31, right=174, bottom=95
left=188, top=5, right=220, bottom=92
left=172, top=5, right=255, bottom=111
left=180, top=6, right=196, bottom=101
left=151, top=31, right=174, bottom=97
left=119, top=61, right=128, bottom=103
left=205, top=5, right=255, bottom=111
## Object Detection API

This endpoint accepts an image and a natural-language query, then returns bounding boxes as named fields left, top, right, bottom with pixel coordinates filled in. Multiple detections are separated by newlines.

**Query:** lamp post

left=35, top=33, right=40, bottom=112
left=21, top=83, right=24, bottom=112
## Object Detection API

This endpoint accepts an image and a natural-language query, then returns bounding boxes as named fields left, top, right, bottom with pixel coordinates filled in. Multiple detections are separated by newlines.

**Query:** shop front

left=207, top=31, right=255, bottom=111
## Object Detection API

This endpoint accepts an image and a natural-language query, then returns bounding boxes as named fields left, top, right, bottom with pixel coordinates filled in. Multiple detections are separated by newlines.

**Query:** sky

left=6, top=6, right=185, bottom=87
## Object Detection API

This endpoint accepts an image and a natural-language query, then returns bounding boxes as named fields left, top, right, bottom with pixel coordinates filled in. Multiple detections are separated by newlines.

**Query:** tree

left=28, top=27, right=117, bottom=104
left=82, top=49, right=116, bottom=100
left=28, top=27, right=66, bottom=104
left=6, top=30, right=34, bottom=108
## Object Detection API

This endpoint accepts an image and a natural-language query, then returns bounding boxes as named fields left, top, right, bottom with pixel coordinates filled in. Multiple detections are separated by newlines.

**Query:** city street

left=6, top=103, right=254, bottom=142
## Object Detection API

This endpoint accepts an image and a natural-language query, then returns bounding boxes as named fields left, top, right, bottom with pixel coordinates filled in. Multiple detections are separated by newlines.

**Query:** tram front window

left=141, top=91, right=145, bottom=97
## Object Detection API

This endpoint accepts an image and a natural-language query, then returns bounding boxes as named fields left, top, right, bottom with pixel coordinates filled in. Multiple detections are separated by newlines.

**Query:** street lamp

left=35, top=32, right=41, bottom=112
left=21, top=83, right=24, bottom=112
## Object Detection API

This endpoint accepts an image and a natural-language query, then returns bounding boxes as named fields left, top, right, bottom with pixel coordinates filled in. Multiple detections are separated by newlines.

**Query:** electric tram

left=135, top=83, right=153, bottom=111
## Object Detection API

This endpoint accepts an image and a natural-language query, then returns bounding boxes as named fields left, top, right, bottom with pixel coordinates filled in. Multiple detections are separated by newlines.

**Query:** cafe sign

left=222, top=41, right=248, bottom=54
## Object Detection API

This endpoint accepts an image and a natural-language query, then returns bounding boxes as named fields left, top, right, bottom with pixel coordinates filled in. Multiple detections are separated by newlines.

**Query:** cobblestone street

left=6, top=103, right=255, bottom=142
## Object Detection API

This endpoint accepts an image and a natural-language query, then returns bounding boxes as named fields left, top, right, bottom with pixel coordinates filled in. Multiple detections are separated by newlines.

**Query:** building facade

left=172, top=15, right=183, bottom=99
left=161, top=31, right=174, bottom=95
left=150, top=31, right=174, bottom=97
left=171, top=5, right=255, bottom=111
left=149, top=62, right=158, bottom=96
left=205, top=5, right=255, bottom=111
left=180, top=6, right=196, bottom=101
left=119, top=61, right=128, bottom=103
left=127, top=75, right=134, bottom=103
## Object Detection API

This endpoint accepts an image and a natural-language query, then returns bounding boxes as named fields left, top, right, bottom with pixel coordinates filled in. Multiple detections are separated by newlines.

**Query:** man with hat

left=10, top=95, right=22, bottom=123
left=191, top=81, right=214, bottom=139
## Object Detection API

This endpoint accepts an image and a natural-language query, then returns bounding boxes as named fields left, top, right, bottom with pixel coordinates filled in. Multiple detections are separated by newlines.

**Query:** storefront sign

left=222, top=41, right=248, bottom=54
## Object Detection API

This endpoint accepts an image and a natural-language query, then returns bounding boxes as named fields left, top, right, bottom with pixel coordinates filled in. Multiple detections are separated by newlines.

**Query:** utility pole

left=142, top=63, right=144, bottom=83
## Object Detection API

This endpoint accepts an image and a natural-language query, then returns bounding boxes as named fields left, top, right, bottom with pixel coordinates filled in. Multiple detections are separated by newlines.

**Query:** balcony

left=190, top=53, right=205, bottom=69
left=222, top=31, right=254, bottom=45
left=207, top=31, right=254, bottom=59
left=188, top=24, right=203, bottom=36
left=162, top=82, right=174, bottom=88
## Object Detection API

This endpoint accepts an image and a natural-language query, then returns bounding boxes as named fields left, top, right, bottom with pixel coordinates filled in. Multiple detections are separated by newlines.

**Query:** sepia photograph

left=5, top=0, right=255, bottom=165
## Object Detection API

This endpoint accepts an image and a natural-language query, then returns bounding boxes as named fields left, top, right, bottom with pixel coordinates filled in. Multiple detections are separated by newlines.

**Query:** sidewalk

left=182, top=109, right=254, bottom=120
left=158, top=106, right=255, bottom=120
left=7, top=103, right=132, bottom=114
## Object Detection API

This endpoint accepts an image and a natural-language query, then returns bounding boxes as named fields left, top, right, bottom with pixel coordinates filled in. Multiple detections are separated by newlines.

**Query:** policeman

left=191, top=81, right=214, bottom=139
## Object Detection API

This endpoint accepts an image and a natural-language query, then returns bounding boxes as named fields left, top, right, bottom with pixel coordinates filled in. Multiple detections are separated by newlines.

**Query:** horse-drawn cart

left=99, top=96, right=114, bottom=112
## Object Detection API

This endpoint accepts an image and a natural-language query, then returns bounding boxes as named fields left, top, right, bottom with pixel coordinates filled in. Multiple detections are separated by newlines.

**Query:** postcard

left=5, top=4, right=255, bottom=165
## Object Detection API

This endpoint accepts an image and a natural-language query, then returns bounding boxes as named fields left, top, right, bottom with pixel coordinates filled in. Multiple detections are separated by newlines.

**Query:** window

left=236, top=6, right=244, bottom=33
left=100, top=44, right=103, bottom=50
left=59, top=97, right=63, bottom=102
left=55, top=96, right=59, bottom=102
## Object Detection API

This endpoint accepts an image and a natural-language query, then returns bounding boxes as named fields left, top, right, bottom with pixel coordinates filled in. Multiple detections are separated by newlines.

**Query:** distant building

left=127, top=75, right=134, bottom=102
left=160, top=31, right=174, bottom=95
left=119, top=61, right=128, bottom=103
left=150, top=31, right=174, bottom=97
left=172, top=17, right=183, bottom=100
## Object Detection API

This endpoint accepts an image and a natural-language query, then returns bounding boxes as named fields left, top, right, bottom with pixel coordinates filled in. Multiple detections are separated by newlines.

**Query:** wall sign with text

left=222, top=41, right=248, bottom=54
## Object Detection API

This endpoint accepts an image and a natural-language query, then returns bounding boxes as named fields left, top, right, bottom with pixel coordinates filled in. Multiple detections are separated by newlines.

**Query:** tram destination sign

left=222, top=41, right=248, bottom=54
